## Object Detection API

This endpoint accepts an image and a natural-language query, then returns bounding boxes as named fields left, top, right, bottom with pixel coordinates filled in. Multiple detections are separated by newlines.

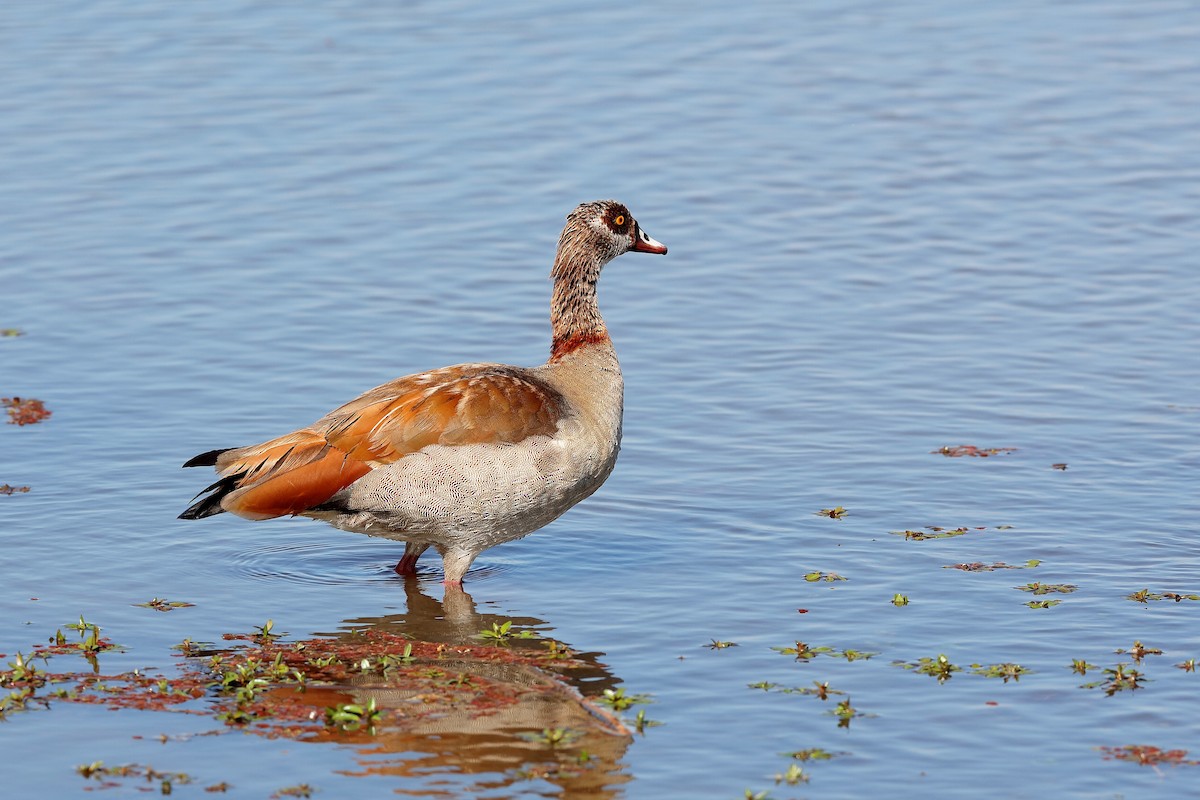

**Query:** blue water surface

left=2, top=1, right=1199, bottom=797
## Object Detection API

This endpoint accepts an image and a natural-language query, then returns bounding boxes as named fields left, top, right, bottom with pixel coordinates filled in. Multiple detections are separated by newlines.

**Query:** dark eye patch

left=603, top=204, right=632, bottom=233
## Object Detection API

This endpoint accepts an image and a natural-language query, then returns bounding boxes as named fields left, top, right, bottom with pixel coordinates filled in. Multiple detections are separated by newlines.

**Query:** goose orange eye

left=614, top=215, right=625, bottom=225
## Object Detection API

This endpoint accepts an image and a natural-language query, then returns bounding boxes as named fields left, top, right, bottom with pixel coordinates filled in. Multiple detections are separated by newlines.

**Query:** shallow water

left=2, top=1, right=1199, bottom=797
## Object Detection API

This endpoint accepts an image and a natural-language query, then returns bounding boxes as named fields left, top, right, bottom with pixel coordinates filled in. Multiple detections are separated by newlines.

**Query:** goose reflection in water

left=295, top=579, right=632, bottom=798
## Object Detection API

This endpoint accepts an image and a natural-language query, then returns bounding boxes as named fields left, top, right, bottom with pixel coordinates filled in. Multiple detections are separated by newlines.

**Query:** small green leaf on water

left=803, top=571, right=847, bottom=582
left=774, top=762, right=809, bottom=785
left=135, top=598, right=195, bottom=612
left=1026, top=600, right=1062, bottom=608
left=596, top=687, right=652, bottom=711
left=1115, top=640, right=1162, bottom=661
left=1015, top=582, right=1076, bottom=595
left=892, top=654, right=960, bottom=682
left=783, top=748, right=840, bottom=762
left=1125, top=588, right=1200, bottom=603
left=970, top=662, right=1032, bottom=682
left=891, top=594, right=909, bottom=606
left=816, top=506, right=847, bottom=519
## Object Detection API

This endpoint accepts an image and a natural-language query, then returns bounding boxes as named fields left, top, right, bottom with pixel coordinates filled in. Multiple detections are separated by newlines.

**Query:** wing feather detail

left=180, top=364, right=566, bottom=520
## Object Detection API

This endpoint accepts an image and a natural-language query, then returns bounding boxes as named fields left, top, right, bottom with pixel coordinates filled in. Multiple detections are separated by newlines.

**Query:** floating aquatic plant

left=1097, top=745, right=1198, bottom=767
left=325, top=697, right=383, bottom=733
left=477, top=620, right=537, bottom=644
left=705, top=639, right=738, bottom=650
left=1125, top=589, right=1200, bottom=603
left=891, top=594, right=909, bottom=606
left=596, top=687, right=652, bottom=712
left=519, top=727, right=581, bottom=748
left=891, top=525, right=1012, bottom=541
left=969, top=662, right=1032, bottom=682
left=828, top=697, right=867, bottom=728
left=774, top=762, right=809, bottom=785
left=772, top=642, right=832, bottom=661
left=892, top=654, right=959, bottom=682
left=783, top=748, right=841, bottom=762
left=803, top=571, right=847, bottom=582
left=945, top=560, right=1041, bottom=571
left=1015, top=582, right=1076, bottom=595
left=76, top=762, right=193, bottom=793
left=772, top=643, right=877, bottom=662
left=1026, top=600, right=1061, bottom=608
left=633, top=708, right=663, bottom=734
left=135, top=598, right=195, bottom=612
left=2, top=396, right=51, bottom=425
left=932, top=445, right=1018, bottom=457
left=815, top=506, right=847, bottom=519
left=1116, top=641, right=1162, bottom=662
left=1079, top=664, right=1148, bottom=695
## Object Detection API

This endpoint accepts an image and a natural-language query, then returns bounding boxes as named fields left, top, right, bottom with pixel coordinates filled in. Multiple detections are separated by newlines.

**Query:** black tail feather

left=178, top=473, right=242, bottom=519
left=182, top=448, right=233, bottom=468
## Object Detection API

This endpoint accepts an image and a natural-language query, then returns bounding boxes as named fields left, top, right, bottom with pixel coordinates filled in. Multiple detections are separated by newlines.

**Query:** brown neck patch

left=550, top=330, right=611, bottom=361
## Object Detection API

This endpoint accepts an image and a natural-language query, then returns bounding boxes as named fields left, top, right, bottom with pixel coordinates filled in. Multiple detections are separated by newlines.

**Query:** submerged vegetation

left=1, top=613, right=646, bottom=793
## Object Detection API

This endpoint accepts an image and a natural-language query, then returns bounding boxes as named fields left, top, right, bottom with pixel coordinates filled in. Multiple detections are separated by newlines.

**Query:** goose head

left=552, top=200, right=667, bottom=280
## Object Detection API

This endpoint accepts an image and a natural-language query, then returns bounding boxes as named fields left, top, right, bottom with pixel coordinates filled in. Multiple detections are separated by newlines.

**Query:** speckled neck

left=548, top=227, right=617, bottom=362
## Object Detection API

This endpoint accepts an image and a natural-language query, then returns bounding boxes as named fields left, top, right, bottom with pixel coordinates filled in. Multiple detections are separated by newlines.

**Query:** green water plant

left=893, top=654, right=960, bottom=682
left=1125, top=589, right=1200, bottom=603
left=596, top=687, right=652, bottom=712
left=816, top=506, right=847, bottom=519
left=1026, top=600, right=1061, bottom=609
left=1015, top=582, right=1076, bottom=595
left=477, top=620, right=537, bottom=643
left=829, top=697, right=863, bottom=728
left=944, top=560, right=1041, bottom=571
left=706, top=639, right=738, bottom=649
left=781, top=681, right=842, bottom=700
left=1071, top=659, right=1098, bottom=675
left=772, top=642, right=833, bottom=660
left=804, top=570, right=847, bottom=582
left=76, top=762, right=193, bottom=793
left=520, top=727, right=581, bottom=748
left=135, top=598, right=195, bottom=612
left=891, top=594, right=909, bottom=606
left=1080, top=664, right=1148, bottom=695
left=633, top=708, right=663, bottom=734
left=970, top=662, right=1032, bottom=682
left=325, top=697, right=383, bottom=732
left=783, top=748, right=840, bottom=762
left=774, top=762, right=809, bottom=785
left=253, top=619, right=283, bottom=642
left=1116, top=641, right=1162, bottom=662
left=1176, top=659, right=1196, bottom=672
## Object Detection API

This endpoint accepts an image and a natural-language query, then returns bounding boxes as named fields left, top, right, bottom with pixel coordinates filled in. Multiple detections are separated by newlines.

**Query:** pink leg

left=394, top=542, right=429, bottom=576
left=438, top=546, right=476, bottom=587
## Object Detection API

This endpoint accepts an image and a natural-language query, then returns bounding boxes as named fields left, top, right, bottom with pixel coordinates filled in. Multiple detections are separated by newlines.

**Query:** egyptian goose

left=179, top=200, right=667, bottom=586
